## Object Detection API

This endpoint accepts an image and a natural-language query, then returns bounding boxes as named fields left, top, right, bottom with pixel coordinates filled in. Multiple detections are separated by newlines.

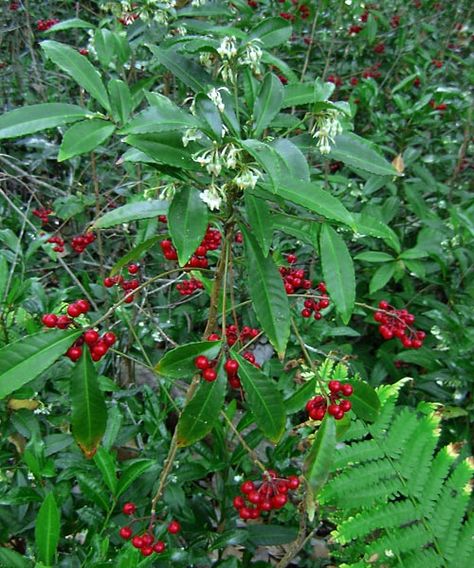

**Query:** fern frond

left=421, top=446, right=456, bottom=516
left=382, top=408, right=419, bottom=458
left=340, top=418, right=370, bottom=442
left=332, top=362, right=349, bottom=381
left=403, top=547, right=446, bottom=568
left=332, top=439, right=384, bottom=469
left=457, top=513, right=474, bottom=568
left=367, top=522, right=432, bottom=558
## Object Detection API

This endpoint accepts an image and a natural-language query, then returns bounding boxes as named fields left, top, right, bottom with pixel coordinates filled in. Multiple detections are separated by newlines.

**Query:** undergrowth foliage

left=0, top=1, right=472, bottom=567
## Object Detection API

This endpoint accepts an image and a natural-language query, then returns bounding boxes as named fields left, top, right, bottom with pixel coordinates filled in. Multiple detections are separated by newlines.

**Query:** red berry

left=229, top=376, right=241, bottom=388
left=93, top=341, right=108, bottom=357
left=328, top=404, right=341, bottom=417
left=131, top=536, right=143, bottom=549
left=208, top=333, right=220, bottom=341
left=67, top=303, right=82, bottom=318
left=239, top=507, right=251, bottom=520
left=76, top=299, right=90, bottom=313
left=309, top=407, right=326, bottom=421
left=202, top=367, right=217, bottom=382
left=340, top=399, right=352, bottom=412
left=301, top=308, right=312, bottom=318
left=247, top=490, right=261, bottom=505
left=412, top=339, right=423, bottom=349
left=122, top=502, right=136, bottom=515
left=123, top=293, right=134, bottom=304
left=233, top=496, right=245, bottom=509
left=83, top=330, right=99, bottom=346
left=378, top=300, right=389, bottom=310
left=401, top=336, right=413, bottom=348
left=119, top=526, right=133, bottom=540
left=224, top=359, right=239, bottom=375
left=341, top=383, right=353, bottom=397
left=328, top=380, right=341, bottom=393
left=271, top=494, right=287, bottom=509
left=103, top=332, right=117, bottom=346
left=42, top=313, right=58, bottom=328
left=314, top=312, right=322, bottom=320
left=167, top=520, right=181, bottom=534
left=57, top=315, right=72, bottom=329
left=249, top=507, right=260, bottom=519
left=141, top=546, right=153, bottom=557
left=194, top=355, right=210, bottom=370
left=241, top=481, right=255, bottom=494
left=287, top=475, right=300, bottom=490
left=334, top=409, right=345, bottom=420
left=66, top=346, right=82, bottom=362
left=142, top=533, right=154, bottom=546
left=103, top=277, right=115, bottom=288
left=153, top=541, right=166, bottom=553
left=128, top=264, right=139, bottom=274
left=260, top=500, right=272, bottom=511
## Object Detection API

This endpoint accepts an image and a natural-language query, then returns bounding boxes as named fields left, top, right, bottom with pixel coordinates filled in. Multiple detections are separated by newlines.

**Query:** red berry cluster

left=390, top=14, right=401, bottom=28
left=233, top=471, right=300, bottom=520
left=327, top=74, right=343, bottom=87
left=373, top=300, right=425, bottom=349
left=247, top=0, right=258, bottom=7
left=225, top=324, right=259, bottom=347
left=33, top=208, right=53, bottom=225
left=103, top=265, right=140, bottom=304
left=432, top=59, right=443, bottom=68
left=429, top=100, right=447, bottom=111
left=194, top=355, right=218, bottom=382
left=36, top=19, right=59, bottom=31
left=349, top=24, right=363, bottom=34
left=373, top=42, right=385, bottom=54
left=306, top=381, right=353, bottom=421
left=301, top=282, right=329, bottom=320
left=119, top=502, right=180, bottom=557
left=9, top=2, right=19, bottom=10
left=362, top=62, right=382, bottom=79
left=71, top=232, right=96, bottom=254
left=47, top=234, right=65, bottom=253
left=224, top=358, right=240, bottom=388
left=160, top=225, right=221, bottom=268
left=279, top=255, right=312, bottom=294
left=176, top=277, right=204, bottom=296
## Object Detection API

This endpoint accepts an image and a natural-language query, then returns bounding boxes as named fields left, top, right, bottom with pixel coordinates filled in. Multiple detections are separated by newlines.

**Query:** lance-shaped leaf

left=304, top=414, right=336, bottom=494
left=194, top=93, right=222, bottom=139
left=0, top=329, right=83, bottom=399
left=271, top=212, right=319, bottom=246
left=253, top=73, right=284, bottom=138
left=35, top=492, right=60, bottom=566
left=239, top=139, right=282, bottom=191
left=93, top=447, right=117, bottom=495
left=241, top=225, right=290, bottom=358
left=58, top=119, right=115, bottom=161
left=155, top=341, right=222, bottom=378
left=93, top=200, right=168, bottom=229
left=116, top=459, right=154, bottom=498
left=234, top=354, right=285, bottom=443
left=249, top=17, right=292, bottom=48
left=177, top=362, right=226, bottom=447
left=70, top=349, right=107, bottom=458
left=124, top=133, right=201, bottom=170
left=244, top=194, right=273, bottom=257
left=120, top=96, right=198, bottom=134
left=0, top=548, right=32, bottom=568
left=41, top=40, right=110, bottom=111
left=168, top=187, right=209, bottom=266
left=0, top=103, right=91, bottom=140
left=347, top=380, right=380, bottom=422
left=320, top=224, right=355, bottom=324
left=108, top=79, right=132, bottom=125
left=46, top=18, right=95, bottom=32
left=110, top=236, right=160, bottom=276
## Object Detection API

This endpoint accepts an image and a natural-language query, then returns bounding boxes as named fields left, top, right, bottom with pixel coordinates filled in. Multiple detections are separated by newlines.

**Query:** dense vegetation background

left=0, top=1, right=472, bottom=567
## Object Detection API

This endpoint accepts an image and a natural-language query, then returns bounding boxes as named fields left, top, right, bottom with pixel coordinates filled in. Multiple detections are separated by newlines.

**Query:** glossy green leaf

left=241, top=225, right=290, bottom=358
left=234, top=354, right=286, bottom=443
left=155, top=341, right=222, bottom=378
left=353, top=212, right=401, bottom=253
left=93, top=200, right=168, bottom=229
left=355, top=251, right=395, bottom=262
left=168, top=187, right=209, bottom=266
left=284, top=376, right=317, bottom=414
left=0, top=329, right=83, bottom=399
left=120, top=97, right=198, bottom=134
left=116, top=459, right=154, bottom=498
left=124, top=133, right=200, bottom=170
left=247, top=525, right=299, bottom=545
left=109, top=79, right=132, bottom=125
left=369, top=262, right=396, bottom=294
left=46, top=18, right=95, bottom=32
left=0, top=548, right=32, bottom=568
left=177, top=363, right=226, bottom=447
left=0, top=103, right=91, bottom=140
left=271, top=212, right=319, bottom=246
left=282, top=79, right=335, bottom=108
left=76, top=473, right=109, bottom=510
left=271, top=138, right=310, bottom=182
left=320, top=225, right=355, bottom=324
left=347, top=380, right=380, bottom=422
left=94, top=447, right=117, bottom=495
left=304, top=415, right=336, bottom=494
left=244, top=194, right=273, bottom=257
left=249, top=17, right=292, bottom=48
left=194, top=93, right=222, bottom=139
left=58, top=119, right=115, bottom=161
left=70, top=349, right=107, bottom=458
left=239, top=139, right=282, bottom=191
left=253, top=73, right=284, bottom=137
left=41, top=40, right=110, bottom=111
left=35, top=492, right=60, bottom=566
left=110, top=237, right=160, bottom=276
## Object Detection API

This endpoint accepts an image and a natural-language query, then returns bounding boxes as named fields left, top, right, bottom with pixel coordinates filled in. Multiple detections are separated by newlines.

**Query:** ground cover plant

left=0, top=0, right=472, bottom=566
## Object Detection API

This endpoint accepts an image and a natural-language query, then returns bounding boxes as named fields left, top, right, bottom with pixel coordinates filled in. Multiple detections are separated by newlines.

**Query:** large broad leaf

left=253, top=73, right=284, bottom=138
left=177, top=363, right=226, bottom=447
left=124, top=133, right=201, bottom=170
left=271, top=138, right=310, bottom=182
left=41, top=40, right=110, bottom=111
left=46, top=18, right=95, bottom=32
left=116, top=459, right=154, bottom=498
left=0, top=548, right=32, bottom=568
left=268, top=179, right=354, bottom=228
left=282, top=79, right=335, bottom=108
left=241, top=226, right=290, bottom=358
left=244, top=194, right=273, bottom=257
left=369, top=262, right=396, bottom=294
left=320, top=225, right=355, bottom=324
left=0, top=329, right=83, bottom=399
left=347, top=380, right=380, bottom=422
left=249, top=17, right=292, bottom=48
left=168, top=187, right=209, bottom=266
left=70, top=349, right=107, bottom=458
left=234, top=355, right=285, bottom=443
left=0, top=103, right=91, bottom=140
left=148, top=45, right=214, bottom=93
left=120, top=98, right=198, bottom=134
left=35, top=492, right=60, bottom=566
left=58, top=119, right=115, bottom=161
left=329, top=133, right=399, bottom=177
left=304, top=415, right=336, bottom=494
left=108, top=79, right=132, bottom=125
left=155, top=341, right=222, bottom=378
left=93, top=200, right=168, bottom=229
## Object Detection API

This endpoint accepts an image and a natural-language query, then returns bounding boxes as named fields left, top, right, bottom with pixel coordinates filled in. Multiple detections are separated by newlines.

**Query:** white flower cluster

left=233, top=166, right=260, bottom=190
left=311, top=109, right=343, bottom=154
left=216, top=36, right=238, bottom=83
left=199, top=184, right=225, bottom=211
left=159, top=182, right=178, bottom=201
left=192, top=142, right=241, bottom=177
left=207, top=87, right=229, bottom=113
left=238, top=39, right=263, bottom=75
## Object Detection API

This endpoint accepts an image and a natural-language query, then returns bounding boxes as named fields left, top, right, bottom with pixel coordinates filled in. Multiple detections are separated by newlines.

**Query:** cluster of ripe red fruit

left=47, top=234, right=65, bottom=253
left=176, top=277, right=204, bottom=296
left=429, top=100, right=447, bottom=111
left=306, top=381, right=353, bottom=421
left=280, top=254, right=312, bottom=294
left=373, top=301, right=425, bottom=349
left=301, top=282, right=330, bottom=320
left=71, top=232, right=96, bottom=254
left=119, top=502, right=180, bottom=557
left=225, top=324, right=259, bottom=347
left=36, top=18, right=59, bottom=31
left=33, top=208, right=53, bottom=225
left=223, top=358, right=241, bottom=389
left=160, top=222, right=221, bottom=269
left=103, top=264, right=140, bottom=304
left=194, top=355, right=219, bottom=382
left=233, top=471, right=300, bottom=520
left=9, top=2, right=19, bottom=10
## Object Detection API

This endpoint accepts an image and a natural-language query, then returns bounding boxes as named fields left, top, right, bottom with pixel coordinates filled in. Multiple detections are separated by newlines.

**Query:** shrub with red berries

left=373, top=301, right=426, bottom=349
left=306, top=381, right=353, bottom=421
left=36, top=19, right=60, bottom=31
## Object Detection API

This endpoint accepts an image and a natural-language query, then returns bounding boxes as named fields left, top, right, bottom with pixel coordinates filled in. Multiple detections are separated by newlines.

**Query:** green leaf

left=194, top=93, right=222, bottom=139
left=271, top=138, right=310, bottom=182
left=247, top=525, right=298, bottom=545
left=320, top=225, right=355, bottom=324
left=347, top=380, right=380, bottom=422
left=239, top=139, right=282, bottom=191
left=241, top=225, right=290, bottom=358
left=121, top=97, right=198, bottom=134
left=168, top=187, right=209, bottom=266
left=76, top=473, right=109, bottom=510
left=271, top=212, right=319, bottom=246
left=110, top=237, right=160, bottom=276
left=234, top=354, right=285, bottom=443
left=46, top=18, right=95, bottom=32
left=177, top=363, right=226, bottom=447
left=0, top=103, right=91, bottom=140
left=155, top=341, right=222, bottom=378
left=244, top=194, right=273, bottom=257
left=253, top=73, right=284, bottom=137
left=0, top=548, right=32, bottom=568
left=304, top=415, right=336, bottom=494
left=58, top=119, right=115, bottom=161
left=249, top=17, right=292, bottom=48
left=93, top=200, right=168, bottom=229
left=41, top=40, right=110, bottom=111
left=355, top=251, right=395, bottom=262
left=109, top=79, right=132, bottom=125
left=35, top=492, right=60, bottom=566
left=353, top=212, right=401, bottom=253
left=284, top=376, right=317, bottom=414
left=94, top=447, right=118, bottom=495
left=124, top=133, right=200, bottom=170
left=282, top=79, right=335, bottom=108
left=369, top=263, right=396, bottom=294
left=329, top=133, right=399, bottom=177
left=116, top=460, right=154, bottom=498
left=0, top=329, right=83, bottom=399
left=70, top=349, right=107, bottom=458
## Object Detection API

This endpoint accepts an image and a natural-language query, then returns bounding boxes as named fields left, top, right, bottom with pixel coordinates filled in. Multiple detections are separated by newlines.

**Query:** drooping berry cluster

left=373, top=300, right=425, bottom=349
left=224, top=358, right=240, bottom=389
left=233, top=471, right=300, bottom=520
left=194, top=355, right=218, bottom=382
left=176, top=277, right=204, bottom=296
left=33, top=208, right=53, bottom=225
left=362, top=61, right=382, bottom=79
left=160, top=225, right=222, bottom=268
left=103, top=265, right=140, bottom=304
left=47, top=234, right=65, bottom=253
left=225, top=324, right=259, bottom=347
left=279, top=254, right=312, bottom=294
left=36, top=18, right=59, bottom=31
left=306, top=381, right=353, bottom=421
left=119, top=502, right=180, bottom=557
left=301, top=282, right=330, bottom=320
left=71, top=232, right=96, bottom=254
